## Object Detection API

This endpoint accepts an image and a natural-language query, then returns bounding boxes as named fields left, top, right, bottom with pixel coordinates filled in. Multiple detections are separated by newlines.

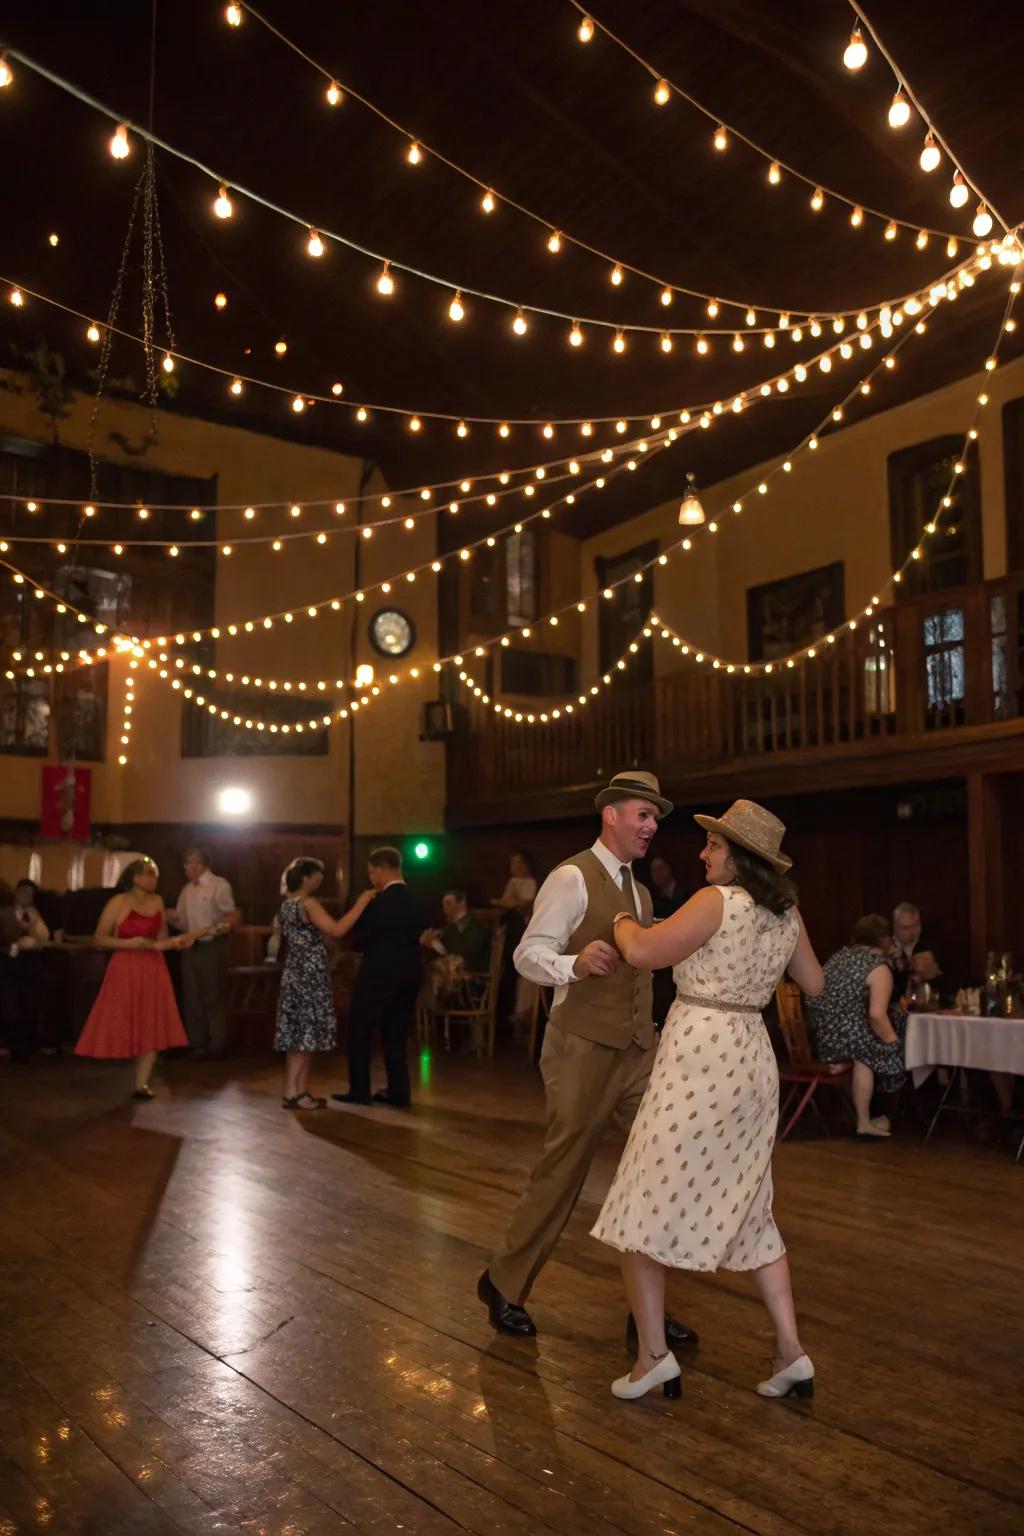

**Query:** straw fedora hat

left=595, top=770, right=673, bottom=820
left=693, top=799, right=792, bottom=872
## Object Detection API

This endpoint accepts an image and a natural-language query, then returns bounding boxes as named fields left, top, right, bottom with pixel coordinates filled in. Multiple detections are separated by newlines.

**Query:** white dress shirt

left=514, top=839, right=635, bottom=1008
left=173, top=869, right=235, bottom=940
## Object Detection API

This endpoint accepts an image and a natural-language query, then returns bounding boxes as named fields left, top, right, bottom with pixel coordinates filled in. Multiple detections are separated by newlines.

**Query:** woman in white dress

left=592, top=800, right=824, bottom=1403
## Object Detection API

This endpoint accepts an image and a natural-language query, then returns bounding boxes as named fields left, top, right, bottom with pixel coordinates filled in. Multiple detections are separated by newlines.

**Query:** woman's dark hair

left=285, top=858, right=324, bottom=893
left=511, top=849, right=534, bottom=875
left=727, top=840, right=797, bottom=916
left=14, top=877, right=37, bottom=899
left=115, top=858, right=157, bottom=894
left=852, top=912, right=891, bottom=948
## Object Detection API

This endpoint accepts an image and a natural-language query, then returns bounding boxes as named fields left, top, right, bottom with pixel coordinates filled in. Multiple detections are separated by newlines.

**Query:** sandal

left=282, top=1092, right=326, bottom=1110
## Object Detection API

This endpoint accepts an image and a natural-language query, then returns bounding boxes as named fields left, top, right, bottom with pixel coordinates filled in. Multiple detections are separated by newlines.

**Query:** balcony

left=447, top=575, right=1024, bottom=825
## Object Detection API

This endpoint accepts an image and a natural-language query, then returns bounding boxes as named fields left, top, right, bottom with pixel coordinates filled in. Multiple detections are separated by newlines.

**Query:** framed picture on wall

left=747, top=561, right=845, bottom=662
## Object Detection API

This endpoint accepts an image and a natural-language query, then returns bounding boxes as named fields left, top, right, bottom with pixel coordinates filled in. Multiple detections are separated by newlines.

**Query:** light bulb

left=819, top=355, right=832, bottom=372
left=546, top=229, right=562, bottom=254
left=331, top=381, right=343, bottom=396
left=973, top=203, right=993, bottom=237
left=274, top=338, right=287, bottom=355
left=732, top=333, right=744, bottom=352
left=653, top=79, right=670, bottom=106
left=946, top=236, right=958, bottom=258
left=949, top=172, right=969, bottom=209
left=612, top=329, right=626, bottom=353
left=86, top=322, right=101, bottom=342
left=162, top=353, right=174, bottom=374
left=229, top=377, right=243, bottom=396
left=577, top=14, right=594, bottom=42
left=712, top=124, right=728, bottom=151
left=408, top=415, right=422, bottom=432
left=110, top=123, right=131, bottom=160
left=406, top=140, right=422, bottom=165
left=610, top=263, right=624, bottom=286
left=849, top=205, right=864, bottom=228
left=376, top=261, right=395, bottom=296
left=888, top=90, right=911, bottom=129
left=767, top=160, right=781, bottom=185
left=677, top=475, right=705, bottom=526
left=915, top=228, right=929, bottom=250
left=512, top=307, right=528, bottom=335
left=306, top=229, right=324, bottom=257
left=580, top=420, right=593, bottom=437
left=884, top=220, right=897, bottom=241
left=291, top=395, right=305, bottom=412
left=843, top=25, right=867, bottom=70
left=225, top=3, right=243, bottom=24
left=660, top=286, right=673, bottom=306
left=448, top=290, right=465, bottom=321
left=659, top=332, right=673, bottom=353
left=214, top=291, right=228, bottom=309
left=498, top=421, right=510, bottom=436
left=745, top=307, right=756, bottom=326
left=920, top=132, right=941, bottom=172
left=213, top=183, right=233, bottom=218
left=0, top=52, right=14, bottom=88
left=480, top=187, right=496, bottom=213
left=568, top=321, right=584, bottom=347
left=695, top=334, right=709, bottom=355
left=810, top=187, right=824, bottom=211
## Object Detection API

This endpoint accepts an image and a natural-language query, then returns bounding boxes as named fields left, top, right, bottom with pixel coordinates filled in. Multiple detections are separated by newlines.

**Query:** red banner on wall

left=40, top=765, right=91, bottom=840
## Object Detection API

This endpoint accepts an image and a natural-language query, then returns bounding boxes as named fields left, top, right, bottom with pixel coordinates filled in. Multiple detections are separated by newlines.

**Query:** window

left=594, top=542, right=656, bottom=684
left=468, top=530, right=539, bottom=629
left=500, top=649, right=576, bottom=696
left=863, top=620, right=895, bottom=717
left=0, top=675, right=50, bottom=755
left=747, top=561, right=844, bottom=661
left=888, top=436, right=981, bottom=596
left=181, top=692, right=329, bottom=757
left=56, top=663, right=108, bottom=761
left=923, top=607, right=965, bottom=724
left=506, top=531, right=537, bottom=626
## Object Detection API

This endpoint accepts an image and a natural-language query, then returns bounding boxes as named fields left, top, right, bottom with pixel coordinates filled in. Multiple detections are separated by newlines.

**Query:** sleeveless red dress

left=75, top=909, right=189, bottom=1057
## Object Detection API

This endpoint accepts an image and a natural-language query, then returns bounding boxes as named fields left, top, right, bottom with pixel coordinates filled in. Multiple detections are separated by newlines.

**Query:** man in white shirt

left=477, top=770, right=698, bottom=1352
left=168, top=847, right=238, bottom=1058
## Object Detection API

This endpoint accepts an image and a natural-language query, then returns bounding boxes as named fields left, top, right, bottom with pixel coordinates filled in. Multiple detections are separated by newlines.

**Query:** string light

left=0, top=52, right=14, bottom=89
left=653, top=79, right=670, bottom=106
left=376, top=261, right=395, bottom=296
left=949, top=172, right=969, bottom=209
left=406, top=140, right=422, bottom=166
left=306, top=229, right=325, bottom=257
left=843, top=26, right=868, bottom=70
left=887, top=90, right=911, bottom=129
left=712, top=124, right=728, bottom=152
left=577, top=14, right=594, bottom=42
left=225, top=3, right=243, bottom=25
left=546, top=229, right=562, bottom=254
left=920, top=133, right=941, bottom=172
left=213, top=183, right=233, bottom=219
left=448, top=290, right=465, bottom=322
left=973, top=205, right=993, bottom=238
left=214, top=291, right=228, bottom=309
left=109, top=123, right=130, bottom=159
left=274, top=338, right=287, bottom=355
left=767, top=161, right=781, bottom=185
left=86, top=321, right=101, bottom=341
left=325, top=80, right=342, bottom=106
left=480, top=188, right=496, bottom=214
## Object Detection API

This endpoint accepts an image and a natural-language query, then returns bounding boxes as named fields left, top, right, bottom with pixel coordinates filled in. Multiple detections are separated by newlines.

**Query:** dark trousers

left=181, top=938, right=229, bottom=1051
left=346, top=978, right=418, bottom=1104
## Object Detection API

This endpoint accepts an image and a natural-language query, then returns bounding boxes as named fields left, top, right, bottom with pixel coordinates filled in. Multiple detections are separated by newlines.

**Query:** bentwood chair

left=775, top=979, right=853, bottom=1139
left=438, top=923, right=507, bottom=1057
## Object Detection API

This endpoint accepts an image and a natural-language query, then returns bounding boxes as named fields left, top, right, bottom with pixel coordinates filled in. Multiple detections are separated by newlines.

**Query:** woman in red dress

left=76, top=857, right=205, bottom=1098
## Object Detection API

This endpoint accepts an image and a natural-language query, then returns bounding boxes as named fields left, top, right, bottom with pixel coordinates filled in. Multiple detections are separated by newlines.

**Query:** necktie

left=619, top=865, right=638, bottom=919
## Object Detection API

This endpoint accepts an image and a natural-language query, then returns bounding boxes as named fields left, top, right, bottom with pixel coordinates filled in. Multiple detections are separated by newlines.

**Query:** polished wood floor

left=0, top=1046, right=1021, bottom=1536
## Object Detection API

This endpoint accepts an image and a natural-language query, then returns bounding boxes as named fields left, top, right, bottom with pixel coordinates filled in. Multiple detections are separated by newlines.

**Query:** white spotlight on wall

left=218, top=785, right=252, bottom=817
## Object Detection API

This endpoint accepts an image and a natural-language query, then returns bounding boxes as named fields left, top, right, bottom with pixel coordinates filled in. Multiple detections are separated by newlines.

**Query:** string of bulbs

left=217, top=0, right=961, bottom=322
left=569, top=2, right=1002, bottom=243
left=0, top=46, right=981, bottom=352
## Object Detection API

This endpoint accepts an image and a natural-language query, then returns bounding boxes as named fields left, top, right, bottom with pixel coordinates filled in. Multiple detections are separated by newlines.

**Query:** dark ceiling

left=1, top=0, right=1022, bottom=550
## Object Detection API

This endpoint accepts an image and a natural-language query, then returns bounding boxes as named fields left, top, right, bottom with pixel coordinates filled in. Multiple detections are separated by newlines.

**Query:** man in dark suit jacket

left=332, top=846, right=424, bottom=1109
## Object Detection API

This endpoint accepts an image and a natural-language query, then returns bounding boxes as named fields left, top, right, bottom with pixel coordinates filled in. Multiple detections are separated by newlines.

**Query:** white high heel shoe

left=611, top=1350, right=682, bottom=1400
left=757, top=1353, right=814, bottom=1399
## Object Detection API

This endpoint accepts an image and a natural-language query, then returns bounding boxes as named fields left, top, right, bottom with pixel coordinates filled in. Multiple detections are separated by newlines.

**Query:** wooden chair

left=775, top=979, right=853, bottom=1139
left=438, top=924, right=507, bottom=1057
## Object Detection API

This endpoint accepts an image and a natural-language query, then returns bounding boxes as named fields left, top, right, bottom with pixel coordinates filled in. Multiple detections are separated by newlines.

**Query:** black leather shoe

left=330, top=1091, right=371, bottom=1106
left=626, top=1313, right=699, bottom=1350
left=477, top=1271, right=537, bottom=1336
left=372, top=1090, right=411, bottom=1108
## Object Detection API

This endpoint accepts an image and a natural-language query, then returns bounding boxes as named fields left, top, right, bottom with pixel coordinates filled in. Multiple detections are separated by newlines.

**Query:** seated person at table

left=422, top=890, right=491, bottom=976
left=12, top=879, right=50, bottom=945
left=889, top=901, right=940, bottom=1000
left=806, top=913, right=906, bottom=1139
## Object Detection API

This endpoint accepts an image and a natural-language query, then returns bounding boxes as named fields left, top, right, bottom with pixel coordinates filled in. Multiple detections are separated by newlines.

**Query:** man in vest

left=478, top=771, right=699, bottom=1351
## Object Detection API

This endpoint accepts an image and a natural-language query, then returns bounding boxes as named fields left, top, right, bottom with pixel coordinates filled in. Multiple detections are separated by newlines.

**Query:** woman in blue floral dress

left=275, top=858, right=375, bottom=1109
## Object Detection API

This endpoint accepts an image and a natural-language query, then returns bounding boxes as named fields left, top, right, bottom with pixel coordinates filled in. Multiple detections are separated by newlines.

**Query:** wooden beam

left=967, top=772, right=1005, bottom=979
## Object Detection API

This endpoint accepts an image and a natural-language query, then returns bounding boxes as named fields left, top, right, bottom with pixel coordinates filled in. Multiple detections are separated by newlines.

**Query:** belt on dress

left=676, top=991, right=762, bottom=1014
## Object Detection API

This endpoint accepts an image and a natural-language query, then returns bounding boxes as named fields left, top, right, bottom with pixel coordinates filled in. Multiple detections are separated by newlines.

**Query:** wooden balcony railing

left=448, top=575, right=1024, bottom=814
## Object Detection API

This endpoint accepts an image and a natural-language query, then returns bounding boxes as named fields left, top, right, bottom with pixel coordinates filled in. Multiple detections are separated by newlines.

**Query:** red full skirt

left=76, top=950, right=189, bottom=1058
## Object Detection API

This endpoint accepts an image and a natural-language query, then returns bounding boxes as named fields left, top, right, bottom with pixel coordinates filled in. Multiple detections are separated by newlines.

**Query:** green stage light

left=413, top=840, right=430, bottom=860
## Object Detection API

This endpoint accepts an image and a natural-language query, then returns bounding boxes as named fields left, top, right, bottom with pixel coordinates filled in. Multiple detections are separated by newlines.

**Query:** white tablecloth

left=904, top=1011, right=1024, bottom=1087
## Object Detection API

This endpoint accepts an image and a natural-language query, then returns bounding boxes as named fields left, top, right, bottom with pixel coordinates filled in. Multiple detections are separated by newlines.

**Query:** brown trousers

left=488, top=1021, right=655, bottom=1304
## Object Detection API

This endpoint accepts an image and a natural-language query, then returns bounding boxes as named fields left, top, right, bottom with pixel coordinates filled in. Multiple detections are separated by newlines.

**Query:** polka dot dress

left=592, top=884, right=799, bottom=1272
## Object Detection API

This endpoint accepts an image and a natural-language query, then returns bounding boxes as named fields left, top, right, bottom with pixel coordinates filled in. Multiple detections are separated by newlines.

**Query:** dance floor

left=0, top=1048, right=1021, bottom=1535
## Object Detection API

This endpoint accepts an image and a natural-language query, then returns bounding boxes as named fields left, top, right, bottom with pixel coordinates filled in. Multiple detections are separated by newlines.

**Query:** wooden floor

left=0, top=1048, right=1021, bottom=1536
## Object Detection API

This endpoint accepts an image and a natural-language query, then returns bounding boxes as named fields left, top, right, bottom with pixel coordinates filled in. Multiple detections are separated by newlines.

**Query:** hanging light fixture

left=678, top=473, right=705, bottom=526
left=842, top=26, right=867, bottom=70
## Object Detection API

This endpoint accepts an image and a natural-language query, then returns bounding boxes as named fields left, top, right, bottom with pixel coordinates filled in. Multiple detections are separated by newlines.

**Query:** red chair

left=775, top=980, right=852, bottom=1139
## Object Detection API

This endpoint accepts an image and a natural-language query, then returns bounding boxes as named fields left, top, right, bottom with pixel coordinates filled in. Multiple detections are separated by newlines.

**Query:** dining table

left=904, top=1008, right=1024, bottom=1158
